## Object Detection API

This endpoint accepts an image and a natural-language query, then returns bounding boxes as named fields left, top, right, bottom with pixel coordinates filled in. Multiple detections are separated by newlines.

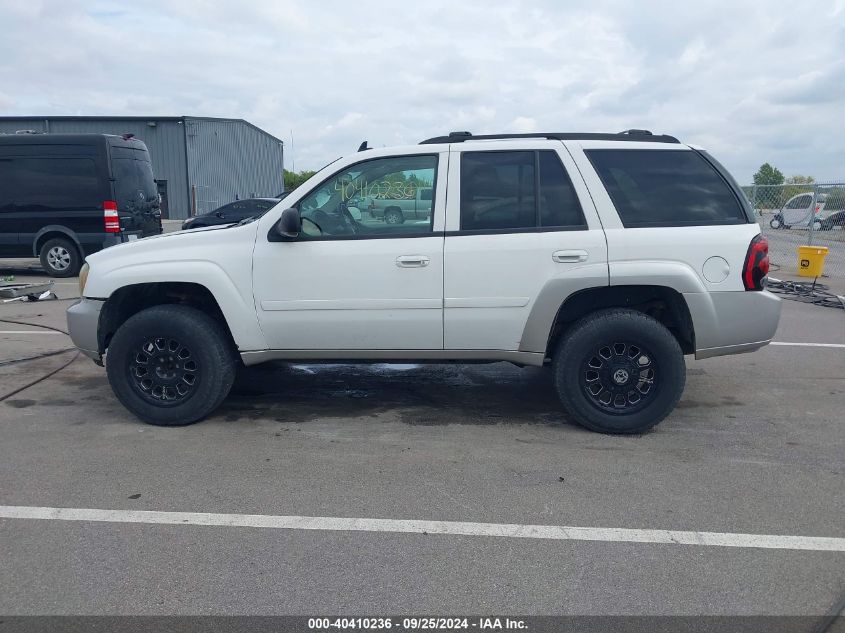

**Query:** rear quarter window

left=586, top=149, right=747, bottom=228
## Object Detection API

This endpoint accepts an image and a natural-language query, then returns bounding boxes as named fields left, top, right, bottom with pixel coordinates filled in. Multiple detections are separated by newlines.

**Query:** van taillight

left=104, top=200, right=120, bottom=233
left=743, top=234, right=769, bottom=290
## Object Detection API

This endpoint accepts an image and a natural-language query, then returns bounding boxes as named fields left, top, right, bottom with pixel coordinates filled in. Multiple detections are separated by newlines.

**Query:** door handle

left=395, top=255, right=430, bottom=268
left=552, top=250, right=588, bottom=263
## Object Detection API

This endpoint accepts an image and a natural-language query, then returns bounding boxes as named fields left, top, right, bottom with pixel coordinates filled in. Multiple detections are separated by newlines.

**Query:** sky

left=1, top=0, right=844, bottom=182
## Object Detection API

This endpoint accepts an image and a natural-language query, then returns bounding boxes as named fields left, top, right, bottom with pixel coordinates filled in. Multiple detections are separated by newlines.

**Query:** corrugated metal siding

left=0, top=118, right=190, bottom=218
left=184, top=118, right=284, bottom=215
left=0, top=117, right=284, bottom=220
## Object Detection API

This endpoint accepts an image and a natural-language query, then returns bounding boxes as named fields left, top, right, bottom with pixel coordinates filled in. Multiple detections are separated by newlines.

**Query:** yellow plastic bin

left=797, top=245, right=829, bottom=277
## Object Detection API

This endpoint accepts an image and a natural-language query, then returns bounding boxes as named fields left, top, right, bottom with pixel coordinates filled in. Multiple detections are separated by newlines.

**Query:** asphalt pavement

left=0, top=266, right=843, bottom=622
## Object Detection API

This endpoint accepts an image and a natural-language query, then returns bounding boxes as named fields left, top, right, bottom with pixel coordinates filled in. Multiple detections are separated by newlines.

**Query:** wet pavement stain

left=57, top=375, right=106, bottom=390
left=40, top=399, right=76, bottom=407
left=676, top=400, right=721, bottom=409
left=4, top=399, right=36, bottom=408
left=220, top=361, right=568, bottom=427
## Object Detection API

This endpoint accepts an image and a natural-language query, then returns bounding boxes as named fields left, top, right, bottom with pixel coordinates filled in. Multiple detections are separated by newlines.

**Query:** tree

left=283, top=169, right=317, bottom=192
left=783, top=175, right=816, bottom=205
left=785, top=175, right=814, bottom=185
left=752, top=163, right=785, bottom=186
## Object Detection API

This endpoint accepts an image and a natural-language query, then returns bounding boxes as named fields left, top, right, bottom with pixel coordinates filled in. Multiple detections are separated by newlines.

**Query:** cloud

left=510, top=117, right=538, bottom=133
left=1, top=0, right=843, bottom=181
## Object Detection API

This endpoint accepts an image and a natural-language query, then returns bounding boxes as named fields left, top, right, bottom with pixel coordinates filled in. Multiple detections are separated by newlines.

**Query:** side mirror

left=215, top=211, right=225, bottom=219
left=276, top=207, right=302, bottom=238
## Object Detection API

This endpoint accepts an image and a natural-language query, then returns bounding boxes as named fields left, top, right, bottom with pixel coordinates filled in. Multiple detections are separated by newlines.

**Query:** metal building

left=0, top=116, right=284, bottom=220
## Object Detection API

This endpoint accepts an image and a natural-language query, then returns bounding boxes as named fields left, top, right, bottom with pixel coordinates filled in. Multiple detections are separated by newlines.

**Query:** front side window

left=460, top=150, right=585, bottom=231
left=297, top=155, right=437, bottom=238
left=586, top=149, right=746, bottom=228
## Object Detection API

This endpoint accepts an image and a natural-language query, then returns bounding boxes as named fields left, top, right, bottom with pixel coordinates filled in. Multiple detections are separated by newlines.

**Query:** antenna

left=358, top=140, right=370, bottom=152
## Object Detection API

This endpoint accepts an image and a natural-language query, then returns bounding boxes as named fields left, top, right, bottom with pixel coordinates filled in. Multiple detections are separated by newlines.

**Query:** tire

left=769, top=216, right=782, bottom=229
left=39, top=237, right=81, bottom=277
left=384, top=208, right=404, bottom=224
left=812, top=219, right=822, bottom=231
left=106, top=305, right=236, bottom=426
left=553, top=309, right=685, bottom=434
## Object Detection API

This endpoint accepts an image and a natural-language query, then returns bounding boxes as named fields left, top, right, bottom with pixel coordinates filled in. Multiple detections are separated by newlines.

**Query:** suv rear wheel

left=553, top=309, right=685, bottom=434
left=106, top=305, right=236, bottom=426
left=39, top=237, right=81, bottom=278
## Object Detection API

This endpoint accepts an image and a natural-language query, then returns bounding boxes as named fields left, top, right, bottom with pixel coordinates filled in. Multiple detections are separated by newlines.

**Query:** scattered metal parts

left=0, top=282, right=57, bottom=302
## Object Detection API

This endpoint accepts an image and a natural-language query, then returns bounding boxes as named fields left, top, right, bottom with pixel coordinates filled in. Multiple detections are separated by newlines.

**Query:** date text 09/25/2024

left=308, top=617, right=528, bottom=630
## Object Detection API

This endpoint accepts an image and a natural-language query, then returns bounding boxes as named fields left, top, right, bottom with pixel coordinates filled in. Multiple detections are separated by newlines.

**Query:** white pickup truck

left=68, top=130, right=781, bottom=434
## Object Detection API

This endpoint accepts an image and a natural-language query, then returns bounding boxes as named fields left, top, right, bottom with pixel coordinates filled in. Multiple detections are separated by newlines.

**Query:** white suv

left=68, top=130, right=781, bottom=434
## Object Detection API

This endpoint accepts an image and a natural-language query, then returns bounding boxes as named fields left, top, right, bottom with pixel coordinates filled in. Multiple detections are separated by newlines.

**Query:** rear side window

left=8, top=157, right=101, bottom=210
left=586, top=149, right=746, bottom=228
left=460, top=150, right=585, bottom=231
left=539, top=151, right=585, bottom=227
left=0, top=160, right=13, bottom=209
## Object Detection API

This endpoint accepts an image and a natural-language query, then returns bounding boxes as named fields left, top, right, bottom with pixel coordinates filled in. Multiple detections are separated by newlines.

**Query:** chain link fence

left=742, top=183, right=845, bottom=284
left=190, top=185, right=219, bottom=217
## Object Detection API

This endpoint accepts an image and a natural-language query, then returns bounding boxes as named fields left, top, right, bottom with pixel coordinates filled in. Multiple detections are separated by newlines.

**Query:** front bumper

left=66, top=298, right=105, bottom=363
left=685, top=290, right=782, bottom=360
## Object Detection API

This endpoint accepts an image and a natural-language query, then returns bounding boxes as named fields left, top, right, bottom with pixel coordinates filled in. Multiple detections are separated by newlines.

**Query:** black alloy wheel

left=130, top=337, right=200, bottom=405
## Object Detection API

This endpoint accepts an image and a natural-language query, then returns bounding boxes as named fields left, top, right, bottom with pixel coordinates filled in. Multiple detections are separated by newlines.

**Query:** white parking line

left=771, top=342, right=845, bottom=348
left=0, top=331, right=65, bottom=335
left=0, top=505, right=842, bottom=552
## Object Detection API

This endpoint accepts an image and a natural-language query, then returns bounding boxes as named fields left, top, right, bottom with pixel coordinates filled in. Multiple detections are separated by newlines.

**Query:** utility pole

left=290, top=130, right=295, bottom=173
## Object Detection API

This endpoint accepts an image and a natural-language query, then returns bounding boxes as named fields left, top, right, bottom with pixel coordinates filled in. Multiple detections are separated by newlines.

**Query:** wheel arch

left=32, top=225, right=83, bottom=258
left=94, top=271, right=267, bottom=356
left=523, top=284, right=696, bottom=358
left=98, top=283, right=229, bottom=353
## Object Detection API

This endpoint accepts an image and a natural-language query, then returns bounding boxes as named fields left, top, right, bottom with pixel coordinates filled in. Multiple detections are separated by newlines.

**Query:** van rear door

left=109, top=142, right=162, bottom=237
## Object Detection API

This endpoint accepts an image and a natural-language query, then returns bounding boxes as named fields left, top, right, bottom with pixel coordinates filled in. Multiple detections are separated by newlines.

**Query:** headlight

left=78, top=262, right=90, bottom=296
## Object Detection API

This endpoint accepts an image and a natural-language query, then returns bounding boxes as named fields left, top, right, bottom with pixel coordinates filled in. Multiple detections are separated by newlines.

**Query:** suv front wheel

left=553, top=309, right=685, bottom=434
left=106, top=304, right=236, bottom=426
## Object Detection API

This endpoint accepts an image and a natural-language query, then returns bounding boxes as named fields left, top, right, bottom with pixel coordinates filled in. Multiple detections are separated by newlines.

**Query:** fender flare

left=519, top=261, right=706, bottom=354
left=90, top=260, right=268, bottom=352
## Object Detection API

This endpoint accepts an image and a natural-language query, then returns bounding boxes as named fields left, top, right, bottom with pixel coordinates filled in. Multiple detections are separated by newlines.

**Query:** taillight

left=743, top=234, right=769, bottom=290
left=103, top=200, right=120, bottom=233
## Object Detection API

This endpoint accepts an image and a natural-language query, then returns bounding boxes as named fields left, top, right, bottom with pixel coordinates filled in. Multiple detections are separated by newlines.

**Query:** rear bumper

left=684, top=290, right=782, bottom=360
left=66, top=298, right=104, bottom=363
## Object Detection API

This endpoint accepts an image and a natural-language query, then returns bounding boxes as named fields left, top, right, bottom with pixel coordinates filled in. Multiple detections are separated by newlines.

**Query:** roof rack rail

left=419, top=129, right=680, bottom=145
